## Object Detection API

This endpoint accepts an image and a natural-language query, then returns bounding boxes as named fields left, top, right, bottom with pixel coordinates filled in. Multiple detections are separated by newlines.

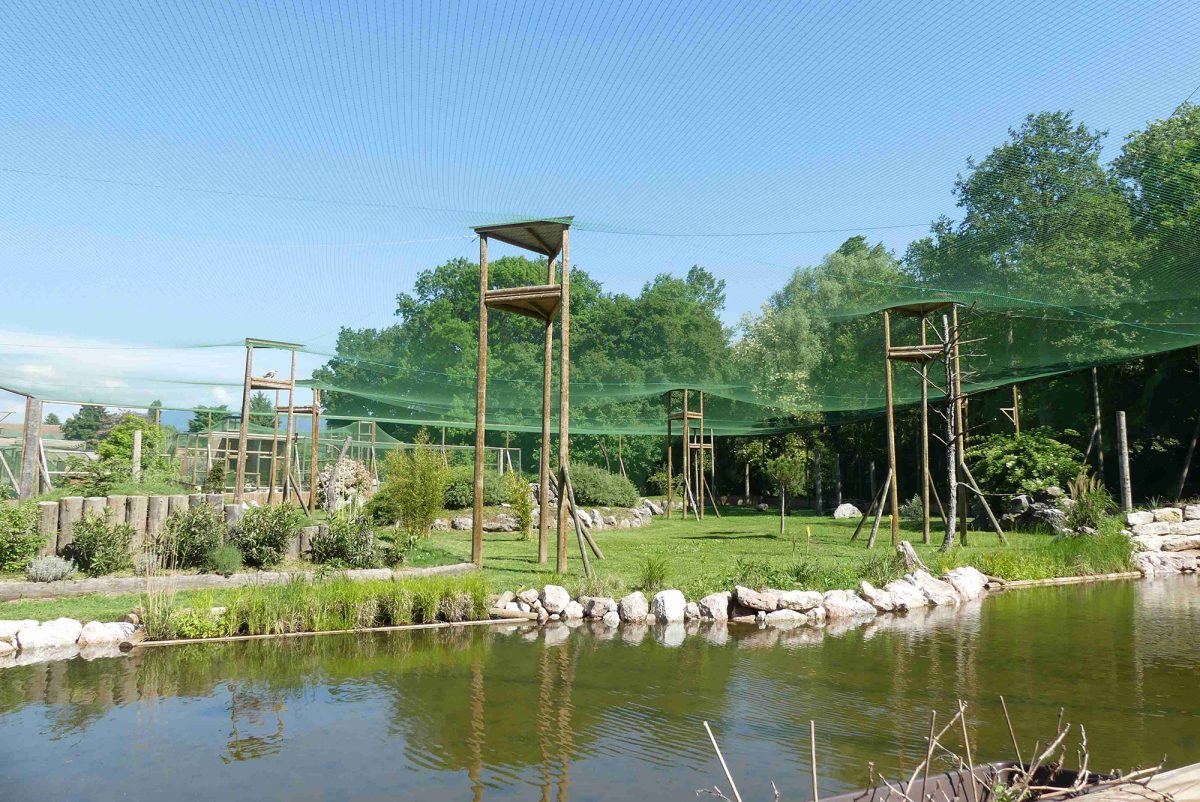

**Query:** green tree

left=62, top=405, right=116, bottom=446
left=249, top=391, right=274, bottom=428
left=189, top=405, right=230, bottom=433
left=97, top=414, right=167, bottom=470
left=44, top=412, right=60, bottom=426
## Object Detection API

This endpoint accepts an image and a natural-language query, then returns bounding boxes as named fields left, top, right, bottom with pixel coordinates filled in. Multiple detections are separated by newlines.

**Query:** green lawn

left=1, top=507, right=1132, bottom=623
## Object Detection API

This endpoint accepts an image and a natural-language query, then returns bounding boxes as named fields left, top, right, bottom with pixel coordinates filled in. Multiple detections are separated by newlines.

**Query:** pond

left=1, top=576, right=1197, bottom=801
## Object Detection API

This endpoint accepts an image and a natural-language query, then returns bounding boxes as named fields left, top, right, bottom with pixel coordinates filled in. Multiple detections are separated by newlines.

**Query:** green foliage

left=188, top=405, right=231, bottom=433
left=569, top=463, right=639, bottom=507
left=644, top=467, right=684, bottom=497
left=67, top=513, right=133, bottom=577
left=44, top=412, right=60, bottom=426
left=66, top=455, right=130, bottom=496
left=61, top=405, right=116, bottom=445
left=310, top=510, right=379, bottom=568
left=158, top=504, right=227, bottom=570
left=1065, top=472, right=1117, bottom=530
left=231, top=503, right=304, bottom=568
left=968, top=427, right=1084, bottom=496
left=635, top=555, right=668, bottom=593
left=504, top=471, right=534, bottom=538
left=249, top=391, right=274, bottom=428
left=932, top=520, right=1133, bottom=580
left=207, top=544, right=243, bottom=577
left=0, top=501, right=43, bottom=573
left=377, top=429, right=450, bottom=537
left=899, top=493, right=923, bottom=522
left=202, top=461, right=227, bottom=494
left=24, top=555, right=75, bottom=583
left=169, top=608, right=225, bottom=640
left=443, top=466, right=503, bottom=509
left=97, top=414, right=167, bottom=470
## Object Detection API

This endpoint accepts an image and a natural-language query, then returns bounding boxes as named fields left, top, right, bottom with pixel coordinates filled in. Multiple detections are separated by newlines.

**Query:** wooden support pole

left=472, top=236, right=489, bottom=568
left=556, top=228, right=571, bottom=574
left=539, top=254, right=555, bottom=564
left=234, top=343, right=253, bottom=503
left=920, top=315, right=931, bottom=544
left=1011, top=384, right=1021, bottom=436
left=666, top=392, right=674, bottom=519
left=309, top=388, right=321, bottom=512
left=882, top=310, right=900, bottom=545
left=281, top=350, right=297, bottom=502
left=561, top=465, right=593, bottom=578
left=813, top=440, right=823, bottom=515
left=851, top=474, right=889, bottom=542
left=834, top=449, right=842, bottom=507
left=269, top=392, right=281, bottom=504
left=866, top=470, right=893, bottom=549
left=952, top=305, right=969, bottom=542
left=941, top=314, right=959, bottom=552
left=682, top=389, right=691, bottom=520
left=1091, top=366, right=1105, bottom=478
left=131, top=429, right=143, bottom=483
left=697, top=391, right=705, bottom=521
left=1117, top=410, right=1132, bottom=512
left=18, top=396, right=41, bottom=500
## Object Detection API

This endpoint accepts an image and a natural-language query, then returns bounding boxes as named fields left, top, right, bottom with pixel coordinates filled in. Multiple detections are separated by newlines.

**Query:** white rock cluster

left=1126, top=507, right=1200, bottom=575
left=0, top=617, right=142, bottom=668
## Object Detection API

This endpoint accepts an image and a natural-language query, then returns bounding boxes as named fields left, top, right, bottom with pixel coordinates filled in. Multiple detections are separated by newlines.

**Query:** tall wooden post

left=1092, top=367, right=1105, bottom=478
left=309, top=388, right=321, bottom=509
left=882, top=310, right=900, bottom=545
left=234, top=343, right=253, bottom=503
left=940, top=314, right=959, bottom=551
left=1117, top=410, right=1132, bottom=512
left=682, top=389, right=691, bottom=519
left=268, top=391, right=281, bottom=504
left=131, top=429, right=143, bottom=483
left=919, top=315, right=931, bottom=543
left=538, top=254, right=556, bottom=564
left=472, top=235, right=489, bottom=567
left=666, top=392, right=673, bottom=519
left=281, top=350, right=297, bottom=502
left=697, top=391, right=705, bottom=520
left=1011, top=385, right=1021, bottom=436
left=834, top=450, right=842, bottom=507
left=952, top=305, right=968, bottom=542
left=18, top=396, right=42, bottom=500
left=555, top=229, right=571, bottom=573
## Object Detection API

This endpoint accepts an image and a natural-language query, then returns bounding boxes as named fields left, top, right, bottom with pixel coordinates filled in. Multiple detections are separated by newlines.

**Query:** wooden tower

left=234, top=338, right=302, bottom=504
left=665, top=389, right=717, bottom=519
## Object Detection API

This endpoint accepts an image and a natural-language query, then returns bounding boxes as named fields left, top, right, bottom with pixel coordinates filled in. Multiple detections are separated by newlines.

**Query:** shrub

left=377, top=429, right=449, bottom=537
left=444, top=466, right=503, bottom=508
left=231, top=503, right=305, bottom=568
left=67, top=512, right=133, bottom=577
left=636, top=556, right=668, bottom=593
left=899, top=493, right=923, bottom=522
left=170, top=608, right=224, bottom=639
left=968, top=427, right=1083, bottom=496
left=202, top=462, right=227, bottom=494
left=1065, top=472, right=1117, bottom=530
left=97, top=415, right=168, bottom=472
left=644, top=467, right=684, bottom=497
left=504, top=471, right=534, bottom=538
left=24, top=555, right=74, bottom=583
left=0, top=501, right=42, bottom=573
left=208, top=544, right=243, bottom=577
left=569, top=463, right=639, bottom=507
left=157, top=504, right=227, bottom=569
left=66, top=455, right=130, bottom=496
left=310, top=511, right=379, bottom=568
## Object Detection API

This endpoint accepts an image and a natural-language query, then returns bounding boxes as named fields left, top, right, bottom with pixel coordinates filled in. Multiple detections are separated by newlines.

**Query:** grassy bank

left=1, top=507, right=1133, bottom=624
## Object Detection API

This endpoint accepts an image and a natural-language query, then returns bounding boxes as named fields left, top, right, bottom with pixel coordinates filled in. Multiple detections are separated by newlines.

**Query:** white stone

left=734, top=585, right=778, bottom=612
left=906, top=571, right=960, bottom=605
left=832, top=503, right=862, bottom=519
left=1132, top=521, right=1172, bottom=537
left=503, top=602, right=520, bottom=612
left=776, top=589, right=823, bottom=612
left=1161, top=534, right=1200, bottom=552
left=1126, top=510, right=1154, bottom=526
left=541, top=585, right=571, bottom=614
left=651, top=589, right=687, bottom=623
left=1169, top=520, right=1200, bottom=536
left=764, top=609, right=805, bottom=627
left=1184, top=504, right=1200, bottom=521
left=643, top=500, right=664, bottom=515
left=883, top=580, right=929, bottom=609
left=602, top=610, right=620, bottom=627
left=584, top=597, right=616, bottom=618
left=516, top=601, right=532, bottom=613
left=697, top=591, right=731, bottom=620
left=563, top=600, right=585, bottom=620
left=0, top=620, right=40, bottom=642
left=1136, top=551, right=1199, bottom=575
left=495, top=590, right=516, bottom=608
left=1132, top=534, right=1163, bottom=552
left=944, top=566, right=989, bottom=601
left=822, top=589, right=877, bottom=620
left=451, top=516, right=473, bottom=530
left=858, top=581, right=900, bottom=612
left=618, top=591, right=648, bottom=622
left=77, top=621, right=138, bottom=646
left=517, top=588, right=541, bottom=606
left=16, top=618, right=83, bottom=650
left=0, top=640, right=15, bottom=657
left=1152, top=507, right=1183, bottom=523
left=684, top=602, right=700, bottom=621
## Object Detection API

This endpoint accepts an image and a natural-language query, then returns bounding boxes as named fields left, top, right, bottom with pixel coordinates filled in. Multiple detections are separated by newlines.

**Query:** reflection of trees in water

left=222, top=681, right=287, bottom=763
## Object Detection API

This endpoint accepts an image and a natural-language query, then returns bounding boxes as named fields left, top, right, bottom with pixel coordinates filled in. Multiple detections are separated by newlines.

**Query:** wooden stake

left=703, top=722, right=744, bottom=802
left=666, top=392, right=674, bottom=519
left=920, top=315, right=931, bottom=544
left=866, top=469, right=892, bottom=549
left=810, top=720, right=820, bottom=802
left=883, top=310, right=900, bottom=545
left=309, top=388, right=321, bottom=513
left=958, top=701, right=980, bottom=802
left=269, top=391, right=280, bottom=504
left=131, top=429, right=142, bottom=483
left=682, top=389, right=691, bottom=520
left=281, top=350, right=297, bottom=503
left=850, top=475, right=888, bottom=543
left=556, top=228, right=571, bottom=574
left=1117, top=410, right=1132, bottom=512
left=921, top=711, right=937, bottom=802
left=472, top=236, right=489, bottom=568
left=1092, top=366, right=1105, bottom=477
left=1011, top=384, right=1021, bottom=436
left=234, top=342, right=253, bottom=503
left=698, top=391, right=706, bottom=521
left=18, top=396, right=41, bottom=500
left=561, top=464, right=593, bottom=578
left=952, top=306, right=968, bottom=542
left=941, top=314, right=959, bottom=552
left=999, top=696, right=1023, bottom=766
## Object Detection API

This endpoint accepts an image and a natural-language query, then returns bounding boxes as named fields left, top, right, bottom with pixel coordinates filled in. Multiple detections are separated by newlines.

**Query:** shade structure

left=473, top=217, right=574, bottom=258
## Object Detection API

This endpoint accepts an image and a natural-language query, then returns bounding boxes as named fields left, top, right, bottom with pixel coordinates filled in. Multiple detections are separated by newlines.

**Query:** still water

left=1, top=576, right=1197, bottom=801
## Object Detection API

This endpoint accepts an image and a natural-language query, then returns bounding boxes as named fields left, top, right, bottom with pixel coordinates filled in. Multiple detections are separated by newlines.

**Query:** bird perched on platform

left=262, top=370, right=277, bottom=379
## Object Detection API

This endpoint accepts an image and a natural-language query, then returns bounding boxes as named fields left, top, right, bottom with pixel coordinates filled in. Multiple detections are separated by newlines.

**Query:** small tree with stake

left=767, top=450, right=806, bottom=537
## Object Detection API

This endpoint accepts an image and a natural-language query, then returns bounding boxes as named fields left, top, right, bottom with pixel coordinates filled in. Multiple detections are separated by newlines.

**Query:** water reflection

left=0, top=576, right=1197, bottom=801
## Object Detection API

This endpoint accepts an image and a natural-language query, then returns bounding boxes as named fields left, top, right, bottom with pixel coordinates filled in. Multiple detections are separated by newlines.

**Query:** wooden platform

left=1083, top=763, right=1200, bottom=802
left=484, top=284, right=562, bottom=321
left=887, top=343, right=945, bottom=363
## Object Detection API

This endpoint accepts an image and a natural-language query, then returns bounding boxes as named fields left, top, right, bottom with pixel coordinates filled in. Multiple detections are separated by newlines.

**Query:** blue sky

left=1, top=0, right=1199, bottom=417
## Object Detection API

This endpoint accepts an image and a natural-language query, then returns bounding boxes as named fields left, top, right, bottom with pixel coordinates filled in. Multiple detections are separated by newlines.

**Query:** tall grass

left=931, top=522, right=1134, bottom=580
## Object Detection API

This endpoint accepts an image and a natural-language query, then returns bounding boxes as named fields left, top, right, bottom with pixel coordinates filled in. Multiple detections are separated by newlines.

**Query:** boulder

left=1007, top=495, right=1031, bottom=515
left=517, top=588, right=541, bottom=606
left=604, top=515, right=617, bottom=527
left=906, top=571, right=960, bottom=605
left=756, top=503, right=770, bottom=512
left=734, top=585, right=779, bottom=612
left=584, top=597, right=616, bottom=618
left=832, top=503, right=862, bottom=519
left=1161, top=534, right=1200, bottom=552
left=1185, top=504, right=1200, bottom=521
left=1036, top=486, right=1064, bottom=502
left=451, top=516, right=473, bottom=531
left=541, top=585, right=571, bottom=614
left=807, top=605, right=827, bottom=626
left=1132, top=534, right=1163, bottom=552
left=1126, top=510, right=1154, bottom=526
left=618, top=591, right=648, bottom=623
left=602, top=610, right=621, bottom=627
left=764, top=609, right=806, bottom=628
left=1132, top=521, right=1172, bottom=537
left=651, top=589, right=687, bottom=623
left=944, top=566, right=989, bottom=601
left=16, top=618, right=83, bottom=650
left=1152, top=507, right=1183, bottom=523
left=822, top=589, right=877, bottom=620
left=503, top=602, right=520, bottom=612
left=684, top=602, right=700, bottom=621
left=775, top=590, right=823, bottom=612
left=883, top=580, right=929, bottom=609
left=1170, top=520, right=1200, bottom=536
left=0, top=620, right=39, bottom=642
left=495, top=590, right=516, bottom=608
left=697, top=591, right=731, bottom=620
left=77, top=621, right=138, bottom=646
left=517, top=601, right=532, bottom=613
left=858, top=581, right=901, bottom=612
left=431, top=518, right=450, bottom=532
left=619, top=519, right=632, bottom=529
left=643, top=500, right=664, bottom=515
left=1135, top=551, right=1199, bottom=575
left=563, top=600, right=585, bottom=620
left=0, top=640, right=15, bottom=657
left=483, top=514, right=520, bottom=533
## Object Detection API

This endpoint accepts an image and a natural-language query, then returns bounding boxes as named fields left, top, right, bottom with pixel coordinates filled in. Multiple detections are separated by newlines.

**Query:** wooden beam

left=1117, top=410, right=1132, bottom=512
left=472, top=236, right=489, bottom=567
left=666, top=392, right=673, bottom=519
left=920, top=315, right=931, bottom=544
left=556, top=228, right=571, bottom=573
left=281, top=350, right=297, bottom=503
left=883, top=310, right=900, bottom=545
left=234, top=343, right=253, bottom=503
left=538, top=256, right=555, bottom=565
left=18, top=396, right=42, bottom=500
left=309, top=388, right=321, bottom=512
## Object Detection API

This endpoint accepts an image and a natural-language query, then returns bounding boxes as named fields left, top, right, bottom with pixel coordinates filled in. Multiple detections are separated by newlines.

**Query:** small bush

left=24, top=555, right=74, bottom=583
left=158, top=504, right=226, bottom=569
left=636, top=555, right=668, bottom=593
left=376, top=429, right=450, bottom=537
left=170, top=608, right=224, bottom=639
left=1065, top=472, right=1117, bottom=530
left=504, top=471, right=534, bottom=538
left=310, top=511, right=379, bottom=568
left=968, top=427, right=1084, bottom=496
left=231, top=503, right=304, bottom=568
left=789, top=557, right=858, bottom=591
left=202, top=462, right=227, bottom=494
left=66, top=455, right=130, bottom=497
left=899, top=493, right=923, bottom=522
left=0, top=501, right=43, bottom=573
left=444, top=466, right=503, bottom=509
left=644, top=467, right=684, bottom=497
left=208, top=544, right=243, bottom=577
left=570, top=463, right=639, bottom=507
left=67, top=512, right=133, bottom=577
left=856, top=551, right=907, bottom=588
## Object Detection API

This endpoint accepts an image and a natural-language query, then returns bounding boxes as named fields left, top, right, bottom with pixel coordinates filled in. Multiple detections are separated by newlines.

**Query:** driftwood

left=897, top=540, right=929, bottom=573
